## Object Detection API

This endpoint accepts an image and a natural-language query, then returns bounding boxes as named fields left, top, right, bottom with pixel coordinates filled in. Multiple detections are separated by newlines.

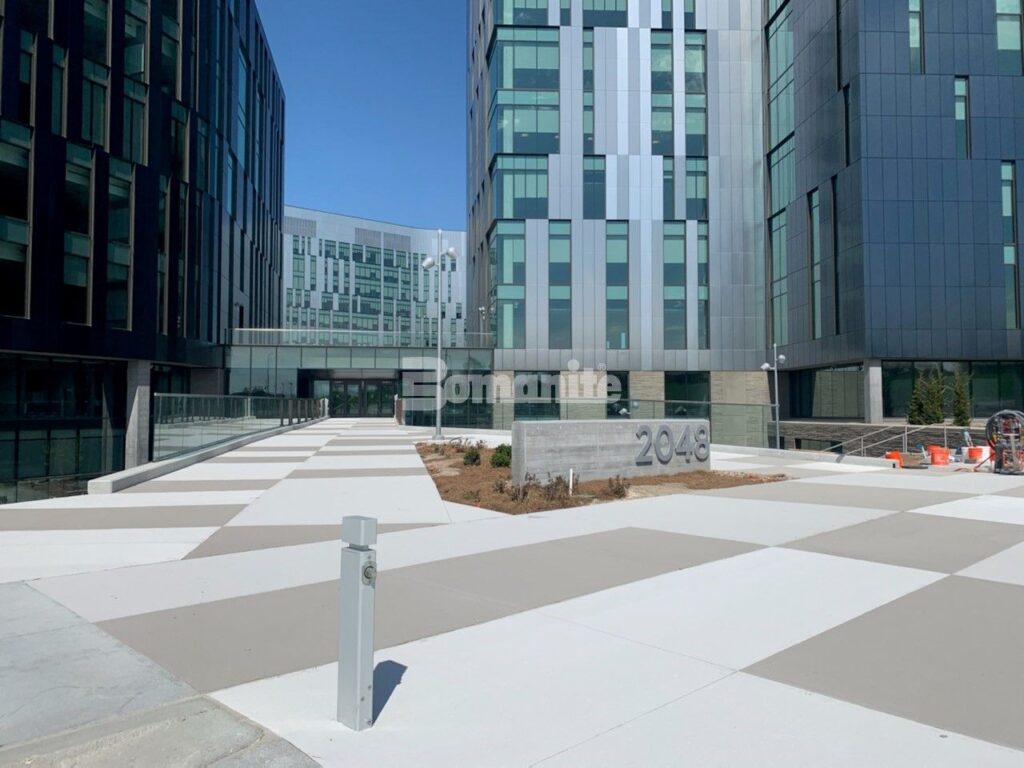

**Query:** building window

left=170, top=101, right=187, bottom=178
left=82, top=60, right=108, bottom=147
left=157, top=175, right=168, bottom=334
left=997, top=0, right=1024, bottom=76
left=652, top=94, right=674, bottom=156
left=160, top=0, right=181, bottom=97
left=663, top=156, right=675, bottom=220
left=495, top=0, right=548, bottom=25
left=769, top=212, right=788, bottom=346
left=584, top=156, right=606, bottom=219
left=561, top=0, right=571, bottom=25
left=63, top=145, right=93, bottom=324
left=835, top=0, right=843, bottom=87
left=123, top=79, right=147, bottom=164
left=83, top=0, right=109, bottom=63
left=490, top=90, right=559, bottom=155
left=1003, top=162, right=1021, bottom=329
left=909, top=0, right=924, bottom=73
left=663, top=222, right=686, bottom=349
left=583, top=29, right=594, bottom=154
left=606, top=221, right=629, bottom=349
left=490, top=221, right=526, bottom=349
left=51, top=45, right=66, bottom=135
left=768, top=138, right=794, bottom=215
left=686, top=157, right=708, bottom=219
left=684, top=0, right=696, bottom=29
left=235, top=50, right=248, bottom=168
left=767, top=9, right=793, bottom=149
left=492, top=155, right=548, bottom=219
left=651, top=33, right=673, bottom=91
left=954, top=76, right=970, bottom=159
left=809, top=189, right=823, bottom=339
left=14, top=31, right=35, bottom=126
left=490, top=28, right=559, bottom=92
left=697, top=221, right=709, bottom=349
left=831, top=175, right=841, bottom=334
left=583, top=0, right=627, bottom=27
left=107, top=160, right=132, bottom=329
left=0, top=121, right=31, bottom=318
left=125, top=0, right=149, bottom=81
left=843, top=84, right=851, bottom=166
left=548, top=221, right=572, bottom=349
left=686, top=93, right=708, bottom=157
left=651, top=31, right=673, bottom=155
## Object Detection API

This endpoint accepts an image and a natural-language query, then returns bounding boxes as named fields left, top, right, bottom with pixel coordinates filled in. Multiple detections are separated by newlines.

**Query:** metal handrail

left=818, top=423, right=915, bottom=455
left=822, top=423, right=976, bottom=457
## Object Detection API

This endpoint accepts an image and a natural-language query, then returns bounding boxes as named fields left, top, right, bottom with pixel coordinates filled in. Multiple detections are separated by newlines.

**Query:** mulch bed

left=417, top=442, right=787, bottom=515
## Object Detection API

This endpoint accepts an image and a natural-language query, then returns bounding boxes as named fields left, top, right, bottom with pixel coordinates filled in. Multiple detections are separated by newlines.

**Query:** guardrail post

left=337, top=516, right=377, bottom=731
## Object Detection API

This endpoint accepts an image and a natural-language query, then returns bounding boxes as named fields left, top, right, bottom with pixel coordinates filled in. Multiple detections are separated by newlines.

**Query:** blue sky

left=256, top=0, right=468, bottom=230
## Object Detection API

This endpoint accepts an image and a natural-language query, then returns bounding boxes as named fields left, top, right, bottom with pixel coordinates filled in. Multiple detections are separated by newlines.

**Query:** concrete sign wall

left=512, top=419, right=711, bottom=484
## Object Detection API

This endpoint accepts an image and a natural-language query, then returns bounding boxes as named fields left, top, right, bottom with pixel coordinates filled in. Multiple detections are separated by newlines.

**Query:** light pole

left=422, top=232, right=456, bottom=441
left=761, top=343, right=786, bottom=450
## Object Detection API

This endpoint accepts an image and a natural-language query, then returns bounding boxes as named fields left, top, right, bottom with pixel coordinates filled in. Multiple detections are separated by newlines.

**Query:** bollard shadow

left=372, top=660, right=408, bottom=722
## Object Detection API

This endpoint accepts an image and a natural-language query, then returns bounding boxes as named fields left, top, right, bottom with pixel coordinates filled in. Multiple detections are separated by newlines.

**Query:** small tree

left=923, top=370, right=947, bottom=425
left=907, top=371, right=947, bottom=425
left=952, top=370, right=972, bottom=427
left=907, top=375, right=927, bottom=425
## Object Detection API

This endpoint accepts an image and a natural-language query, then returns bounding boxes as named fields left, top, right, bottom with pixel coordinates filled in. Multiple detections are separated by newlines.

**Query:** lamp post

left=422, top=231, right=456, bottom=441
left=761, top=344, right=786, bottom=450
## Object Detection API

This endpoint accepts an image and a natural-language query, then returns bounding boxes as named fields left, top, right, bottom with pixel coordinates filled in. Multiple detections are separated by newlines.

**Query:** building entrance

left=328, top=380, right=397, bottom=418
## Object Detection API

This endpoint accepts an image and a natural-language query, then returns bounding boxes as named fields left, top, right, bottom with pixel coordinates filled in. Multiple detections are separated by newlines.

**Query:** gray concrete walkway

left=1, top=419, right=1023, bottom=766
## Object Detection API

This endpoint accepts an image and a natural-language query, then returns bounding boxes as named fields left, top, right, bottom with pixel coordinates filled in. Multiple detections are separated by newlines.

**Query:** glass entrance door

left=363, top=380, right=397, bottom=418
left=328, top=380, right=397, bottom=417
left=329, top=381, right=361, bottom=417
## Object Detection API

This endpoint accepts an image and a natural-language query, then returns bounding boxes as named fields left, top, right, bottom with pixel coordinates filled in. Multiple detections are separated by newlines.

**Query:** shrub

left=492, top=478, right=509, bottom=495
left=607, top=476, right=631, bottom=499
left=464, top=447, right=481, bottom=466
left=491, top=443, right=512, bottom=468
left=542, top=475, right=572, bottom=503
left=952, top=370, right=971, bottom=427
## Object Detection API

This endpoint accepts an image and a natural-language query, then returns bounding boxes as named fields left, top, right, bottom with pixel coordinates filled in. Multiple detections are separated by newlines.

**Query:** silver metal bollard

left=337, top=516, right=377, bottom=730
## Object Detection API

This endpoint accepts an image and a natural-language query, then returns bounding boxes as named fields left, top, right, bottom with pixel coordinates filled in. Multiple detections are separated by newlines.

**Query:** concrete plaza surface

left=1, top=420, right=1024, bottom=766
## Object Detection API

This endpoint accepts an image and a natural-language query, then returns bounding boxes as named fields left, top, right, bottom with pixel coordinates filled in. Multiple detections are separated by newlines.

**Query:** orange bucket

left=929, top=447, right=950, bottom=466
left=967, top=446, right=983, bottom=463
left=884, top=451, right=904, bottom=468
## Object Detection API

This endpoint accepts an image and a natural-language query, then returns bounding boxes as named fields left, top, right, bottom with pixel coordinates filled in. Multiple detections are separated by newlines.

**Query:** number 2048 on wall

left=635, top=424, right=710, bottom=467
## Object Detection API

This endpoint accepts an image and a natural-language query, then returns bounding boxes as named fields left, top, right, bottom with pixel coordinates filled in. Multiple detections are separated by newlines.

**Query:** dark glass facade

left=0, top=0, right=284, bottom=500
left=772, top=0, right=1024, bottom=418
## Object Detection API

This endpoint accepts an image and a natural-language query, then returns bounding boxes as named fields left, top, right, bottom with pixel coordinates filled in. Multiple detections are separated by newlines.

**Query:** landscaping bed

left=417, top=440, right=787, bottom=515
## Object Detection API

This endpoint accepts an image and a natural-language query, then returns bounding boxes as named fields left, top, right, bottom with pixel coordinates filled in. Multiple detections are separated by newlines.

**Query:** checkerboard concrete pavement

left=2, top=419, right=1024, bottom=766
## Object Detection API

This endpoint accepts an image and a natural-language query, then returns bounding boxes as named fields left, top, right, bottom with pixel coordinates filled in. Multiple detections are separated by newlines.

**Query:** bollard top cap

left=342, top=516, right=378, bottom=548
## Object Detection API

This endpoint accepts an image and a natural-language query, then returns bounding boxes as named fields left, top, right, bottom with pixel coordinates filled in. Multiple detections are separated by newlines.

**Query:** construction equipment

left=985, top=410, right=1024, bottom=475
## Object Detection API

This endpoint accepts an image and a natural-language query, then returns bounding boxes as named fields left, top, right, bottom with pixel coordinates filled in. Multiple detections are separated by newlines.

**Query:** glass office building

left=468, top=0, right=1024, bottom=425
left=235, top=207, right=471, bottom=418
left=281, top=208, right=466, bottom=351
left=466, top=0, right=770, bottom=418
left=0, top=0, right=284, bottom=501
left=767, top=0, right=1024, bottom=421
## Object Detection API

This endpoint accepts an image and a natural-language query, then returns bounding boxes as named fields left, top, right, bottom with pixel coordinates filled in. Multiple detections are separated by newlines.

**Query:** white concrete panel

left=161, top=462, right=303, bottom=481
left=298, top=454, right=424, bottom=470
left=0, top=528, right=217, bottom=583
left=959, top=541, right=1024, bottom=587
left=212, top=611, right=730, bottom=768
left=1, top=490, right=263, bottom=510
left=794, top=472, right=1024, bottom=496
left=913, top=495, right=1024, bottom=526
left=538, top=673, right=1024, bottom=768
left=542, top=548, right=942, bottom=669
